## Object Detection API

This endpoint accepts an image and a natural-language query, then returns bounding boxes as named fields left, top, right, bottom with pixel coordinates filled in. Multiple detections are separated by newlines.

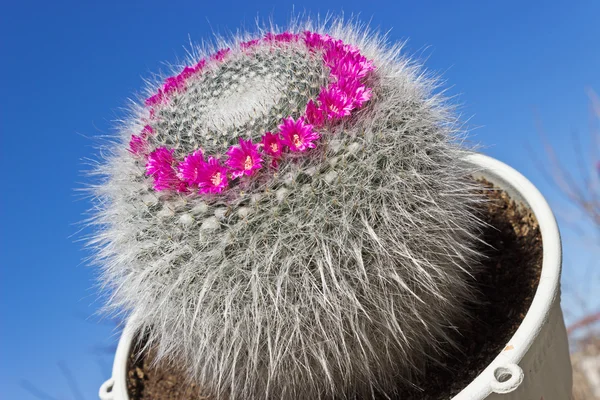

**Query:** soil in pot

left=125, top=180, right=543, bottom=400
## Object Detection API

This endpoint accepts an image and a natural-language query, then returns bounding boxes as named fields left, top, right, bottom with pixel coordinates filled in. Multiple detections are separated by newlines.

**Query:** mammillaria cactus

left=92, top=19, right=483, bottom=399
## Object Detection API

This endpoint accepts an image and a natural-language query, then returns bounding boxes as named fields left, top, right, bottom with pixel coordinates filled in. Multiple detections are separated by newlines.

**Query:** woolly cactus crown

left=92, top=17, right=483, bottom=399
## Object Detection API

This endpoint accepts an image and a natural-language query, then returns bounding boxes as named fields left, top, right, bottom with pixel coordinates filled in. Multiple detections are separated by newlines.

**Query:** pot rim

left=99, top=153, right=562, bottom=400
left=454, top=153, right=562, bottom=399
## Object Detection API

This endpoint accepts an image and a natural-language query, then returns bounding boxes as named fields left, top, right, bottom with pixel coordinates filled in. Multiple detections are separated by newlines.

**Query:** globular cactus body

left=92, top=18, right=482, bottom=400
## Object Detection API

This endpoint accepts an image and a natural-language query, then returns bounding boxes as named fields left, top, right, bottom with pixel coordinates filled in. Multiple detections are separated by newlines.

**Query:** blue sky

left=1, top=1, right=598, bottom=399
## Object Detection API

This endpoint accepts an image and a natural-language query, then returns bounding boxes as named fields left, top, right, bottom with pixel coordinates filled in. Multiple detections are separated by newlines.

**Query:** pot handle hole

left=490, top=363, right=524, bottom=394
left=99, top=378, right=115, bottom=400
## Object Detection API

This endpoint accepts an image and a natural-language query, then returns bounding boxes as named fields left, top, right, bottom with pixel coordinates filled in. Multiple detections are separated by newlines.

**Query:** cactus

left=91, top=18, right=483, bottom=399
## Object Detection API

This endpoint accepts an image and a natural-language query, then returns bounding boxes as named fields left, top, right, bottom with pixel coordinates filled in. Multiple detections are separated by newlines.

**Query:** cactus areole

left=94, top=21, right=486, bottom=399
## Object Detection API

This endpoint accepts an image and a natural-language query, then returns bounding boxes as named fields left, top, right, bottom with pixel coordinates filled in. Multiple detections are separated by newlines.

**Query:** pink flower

left=351, top=85, right=372, bottom=108
left=336, top=77, right=373, bottom=108
left=278, top=117, right=320, bottom=152
left=177, top=149, right=205, bottom=185
left=330, top=54, right=375, bottom=80
left=194, top=59, right=206, bottom=72
left=141, top=125, right=153, bottom=136
left=303, top=31, right=322, bottom=49
left=129, top=125, right=153, bottom=156
left=145, top=89, right=165, bottom=107
left=276, top=32, right=298, bottom=42
left=170, top=60, right=206, bottom=89
left=129, top=134, right=146, bottom=156
left=211, top=48, right=230, bottom=62
left=261, top=132, right=283, bottom=158
left=303, top=31, right=332, bottom=50
left=323, top=41, right=374, bottom=79
left=356, top=58, right=375, bottom=78
left=197, top=156, right=228, bottom=194
left=175, top=180, right=189, bottom=192
left=146, top=148, right=186, bottom=192
left=322, top=39, right=348, bottom=67
left=226, top=138, right=263, bottom=178
left=264, top=32, right=299, bottom=43
left=178, top=65, right=199, bottom=81
left=240, top=39, right=260, bottom=50
left=304, top=99, right=326, bottom=127
left=317, top=85, right=355, bottom=119
left=163, top=75, right=185, bottom=95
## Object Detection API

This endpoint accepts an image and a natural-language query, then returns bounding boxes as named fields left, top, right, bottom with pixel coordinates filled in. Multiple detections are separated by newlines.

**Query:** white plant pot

left=99, top=153, right=572, bottom=400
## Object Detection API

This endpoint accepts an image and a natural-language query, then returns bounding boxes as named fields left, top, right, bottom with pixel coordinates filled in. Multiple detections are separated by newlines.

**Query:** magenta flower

left=141, top=125, right=153, bottom=136
left=129, top=135, right=146, bottom=156
left=317, top=85, right=355, bottom=119
left=279, top=117, right=320, bottom=152
left=276, top=32, right=298, bottom=42
left=175, top=180, right=189, bottom=192
left=180, top=66, right=196, bottom=79
left=303, top=31, right=332, bottom=50
left=145, top=147, right=171, bottom=177
left=129, top=125, right=153, bottom=156
left=323, top=41, right=372, bottom=80
left=330, top=54, right=375, bottom=80
left=240, top=39, right=260, bottom=50
left=322, top=39, right=348, bottom=67
left=356, top=57, right=375, bottom=78
left=195, top=59, right=206, bottom=72
left=336, top=77, right=373, bottom=108
left=211, top=48, right=230, bottom=62
left=351, top=85, right=372, bottom=108
left=303, top=31, right=323, bottom=49
left=177, top=64, right=201, bottom=81
left=163, top=75, right=186, bottom=95
left=226, top=138, right=263, bottom=178
left=261, top=132, right=283, bottom=158
left=264, top=32, right=298, bottom=43
left=146, top=148, right=185, bottom=191
left=145, top=89, right=165, bottom=107
left=177, top=149, right=205, bottom=185
left=304, top=99, right=326, bottom=127
left=196, top=156, right=228, bottom=194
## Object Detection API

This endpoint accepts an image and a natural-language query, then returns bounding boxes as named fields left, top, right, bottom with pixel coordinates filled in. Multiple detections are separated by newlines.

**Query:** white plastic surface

left=99, top=153, right=572, bottom=399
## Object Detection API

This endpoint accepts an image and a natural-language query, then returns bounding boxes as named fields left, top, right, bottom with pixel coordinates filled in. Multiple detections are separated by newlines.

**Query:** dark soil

left=126, top=180, right=543, bottom=400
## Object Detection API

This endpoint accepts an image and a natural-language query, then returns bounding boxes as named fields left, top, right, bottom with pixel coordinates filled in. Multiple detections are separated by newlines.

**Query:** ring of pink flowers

left=129, top=31, right=375, bottom=195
